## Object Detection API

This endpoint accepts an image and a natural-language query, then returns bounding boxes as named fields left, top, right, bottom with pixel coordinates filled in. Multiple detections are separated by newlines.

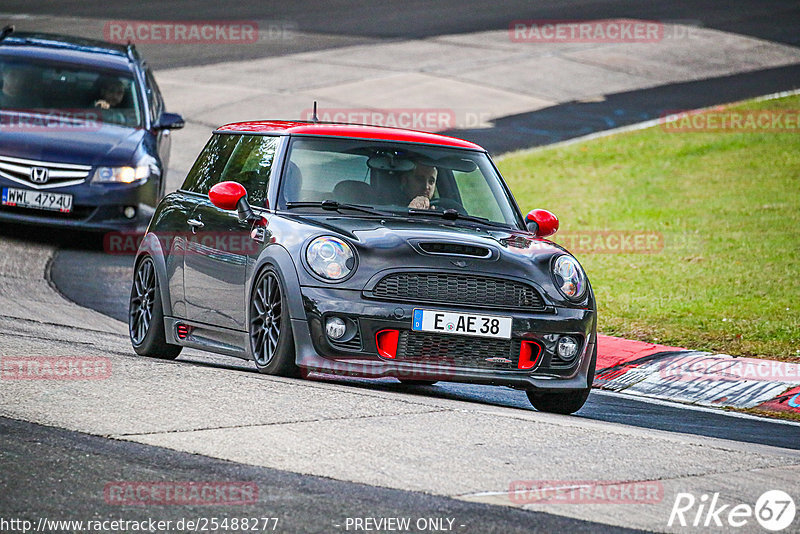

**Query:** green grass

left=497, top=95, right=800, bottom=361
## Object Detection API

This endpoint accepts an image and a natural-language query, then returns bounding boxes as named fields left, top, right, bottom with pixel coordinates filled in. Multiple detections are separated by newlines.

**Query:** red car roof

left=215, top=121, right=484, bottom=150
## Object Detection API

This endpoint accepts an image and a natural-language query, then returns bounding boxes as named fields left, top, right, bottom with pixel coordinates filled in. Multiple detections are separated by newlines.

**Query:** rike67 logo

left=669, top=490, right=796, bottom=531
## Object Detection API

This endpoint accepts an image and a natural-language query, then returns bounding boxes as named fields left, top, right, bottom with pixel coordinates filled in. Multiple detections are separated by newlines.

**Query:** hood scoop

left=418, top=242, right=492, bottom=258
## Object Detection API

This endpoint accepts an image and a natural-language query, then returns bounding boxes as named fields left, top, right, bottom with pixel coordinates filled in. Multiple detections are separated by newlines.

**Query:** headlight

left=92, top=156, right=157, bottom=183
left=552, top=255, right=586, bottom=300
left=306, top=236, right=356, bottom=281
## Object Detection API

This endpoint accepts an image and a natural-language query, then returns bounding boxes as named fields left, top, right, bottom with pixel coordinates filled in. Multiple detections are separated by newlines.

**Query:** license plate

left=2, top=187, right=73, bottom=213
left=412, top=309, right=512, bottom=339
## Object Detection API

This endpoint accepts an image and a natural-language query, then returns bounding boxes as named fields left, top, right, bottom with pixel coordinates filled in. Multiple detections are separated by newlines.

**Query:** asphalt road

left=6, top=2, right=800, bottom=153
left=2, top=417, right=637, bottom=534
left=5, top=0, right=799, bottom=45
left=444, top=63, right=800, bottom=154
left=3, top=1, right=799, bottom=69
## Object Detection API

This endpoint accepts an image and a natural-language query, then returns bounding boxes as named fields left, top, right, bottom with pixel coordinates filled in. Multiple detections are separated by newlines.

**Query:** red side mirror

left=209, top=181, right=247, bottom=210
left=526, top=209, right=559, bottom=238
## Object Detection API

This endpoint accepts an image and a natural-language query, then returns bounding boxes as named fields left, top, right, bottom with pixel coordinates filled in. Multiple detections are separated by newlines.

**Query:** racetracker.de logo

left=1, top=357, right=111, bottom=380
left=657, top=354, right=800, bottom=382
left=555, top=231, right=664, bottom=254
left=0, top=109, right=102, bottom=132
left=509, top=480, right=663, bottom=504
left=104, top=231, right=263, bottom=256
left=103, top=20, right=260, bottom=44
left=104, top=481, right=258, bottom=505
left=509, top=19, right=664, bottom=43
left=660, top=109, right=800, bottom=133
left=301, top=108, right=457, bottom=132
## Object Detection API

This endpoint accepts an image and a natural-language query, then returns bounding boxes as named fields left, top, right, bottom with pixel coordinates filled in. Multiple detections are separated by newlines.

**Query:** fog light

left=325, top=317, right=346, bottom=340
left=557, top=336, right=579, bottom=361
left=123, top=206, right=136, bottom=219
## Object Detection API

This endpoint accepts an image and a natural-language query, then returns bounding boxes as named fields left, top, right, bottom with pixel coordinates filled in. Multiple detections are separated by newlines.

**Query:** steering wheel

left=432, top=197, right=467, bottom=214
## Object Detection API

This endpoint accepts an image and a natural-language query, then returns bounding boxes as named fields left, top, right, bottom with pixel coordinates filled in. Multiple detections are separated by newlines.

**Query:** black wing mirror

left=154, top=112, right=184, bottom=131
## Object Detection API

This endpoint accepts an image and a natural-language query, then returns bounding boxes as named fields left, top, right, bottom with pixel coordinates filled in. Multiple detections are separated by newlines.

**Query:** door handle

left=188, top=218, right=204, bottom=233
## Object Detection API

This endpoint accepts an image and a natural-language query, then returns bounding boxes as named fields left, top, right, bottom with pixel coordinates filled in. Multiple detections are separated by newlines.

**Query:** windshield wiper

left=285, top=200, right=389, bottom=216
left=406, top=208, right=511, bottom=229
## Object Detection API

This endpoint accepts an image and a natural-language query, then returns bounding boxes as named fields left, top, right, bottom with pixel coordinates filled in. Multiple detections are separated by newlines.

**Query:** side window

left=218, top=135, right=279, bottom=206
left=454, top=168, right=504, bottom=222
left=180, top=134, right=239, bottom=195
left=144, top=68, right=164, bottom=122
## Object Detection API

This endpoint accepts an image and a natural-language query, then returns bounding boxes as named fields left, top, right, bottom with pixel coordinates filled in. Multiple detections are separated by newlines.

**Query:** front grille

left=370, top=273, right=545, bottom=310
left=0, top=155, right=91, bottom=189
left=396, top=331, right=522, bottom=370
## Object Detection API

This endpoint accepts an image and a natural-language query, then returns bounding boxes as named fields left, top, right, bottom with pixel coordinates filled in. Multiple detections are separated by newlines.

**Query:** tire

left=129, top=256, right=182, bottom=359
left=527, top=388, right=590, bottom=415
left=398, top=380, right=438, bottom=386
left=249, top=267, right=299, bottom=377
left=526, top=342, right=597, bottom=415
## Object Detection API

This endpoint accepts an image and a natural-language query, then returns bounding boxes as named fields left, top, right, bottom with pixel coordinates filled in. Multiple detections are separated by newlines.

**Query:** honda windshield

left=0, top=58, right=142, bottom=128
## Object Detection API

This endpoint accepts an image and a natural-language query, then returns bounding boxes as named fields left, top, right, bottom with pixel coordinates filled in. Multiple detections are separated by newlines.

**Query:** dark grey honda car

left=129, top=121, right=597, bottom=414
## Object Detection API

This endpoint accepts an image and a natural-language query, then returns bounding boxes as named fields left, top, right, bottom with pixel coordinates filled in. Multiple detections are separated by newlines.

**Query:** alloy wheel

left=250, top=271, right=282, bottom=366
left=129, top=257, right=155, bottom=345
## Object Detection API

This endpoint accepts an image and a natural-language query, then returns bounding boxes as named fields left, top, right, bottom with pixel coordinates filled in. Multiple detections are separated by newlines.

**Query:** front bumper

left=0, top=177, right=157, bottom=232
left=292, top=285, right=596, bottom=391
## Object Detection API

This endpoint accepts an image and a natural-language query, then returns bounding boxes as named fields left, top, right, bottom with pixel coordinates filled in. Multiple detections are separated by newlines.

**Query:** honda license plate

left=2, top=187, right=73, bottom=213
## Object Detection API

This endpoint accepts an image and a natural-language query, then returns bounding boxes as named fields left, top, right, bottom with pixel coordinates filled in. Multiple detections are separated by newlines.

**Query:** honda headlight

left=306, top=236, right=356, bottom=281
left=92, top=156, right=157, bottom=183
left=552, top=255, right=586, bottom=300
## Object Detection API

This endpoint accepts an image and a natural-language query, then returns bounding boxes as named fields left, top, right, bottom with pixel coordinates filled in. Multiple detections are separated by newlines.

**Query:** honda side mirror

left=155, top=112, right=185, bottom=130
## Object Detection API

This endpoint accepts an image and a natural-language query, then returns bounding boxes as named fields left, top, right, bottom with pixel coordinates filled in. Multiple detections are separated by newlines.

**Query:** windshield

left=280, top=137, right=521, bottom=227
left=0, top=58, right=142, bottom=128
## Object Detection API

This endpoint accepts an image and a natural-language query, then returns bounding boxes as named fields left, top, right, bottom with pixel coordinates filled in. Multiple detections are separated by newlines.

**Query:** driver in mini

left=400, top=162, right=437, bottom=209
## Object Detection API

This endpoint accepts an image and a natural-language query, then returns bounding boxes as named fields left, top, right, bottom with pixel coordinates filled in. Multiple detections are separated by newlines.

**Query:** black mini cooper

left=129, top=121, right=596, bottom=414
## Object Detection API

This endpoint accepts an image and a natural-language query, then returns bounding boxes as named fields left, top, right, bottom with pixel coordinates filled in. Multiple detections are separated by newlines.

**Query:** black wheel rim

left=129, top=257, right=155, bottom=345
left=250, top=271, right=282, bottom=366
